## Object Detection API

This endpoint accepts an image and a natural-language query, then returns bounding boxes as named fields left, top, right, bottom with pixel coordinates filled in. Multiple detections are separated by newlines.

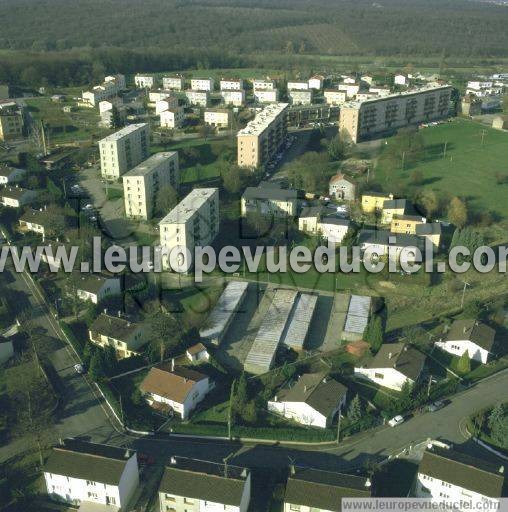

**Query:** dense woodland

left=0, top=0, right=507, bottom=87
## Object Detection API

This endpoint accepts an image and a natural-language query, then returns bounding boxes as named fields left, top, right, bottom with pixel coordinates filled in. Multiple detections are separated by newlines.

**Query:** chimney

left=290, top=465, right=296, bottom=476
left=388, top=352, right=392, bottom=359
left=171, top=358, right=175, bottom=372
left=499, top=466, right=504, bottom=474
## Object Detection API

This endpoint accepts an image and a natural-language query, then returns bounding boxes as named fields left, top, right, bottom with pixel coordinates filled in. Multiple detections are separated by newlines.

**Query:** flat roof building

left=159, top=188, right=219, bottom=272
left=99, top=123, right=150, bottom=180
left=123, top=151, right=179, bottom=220
left=237, top=103, right=289, bottom=168
left=339, top=85, right=453, bottom=143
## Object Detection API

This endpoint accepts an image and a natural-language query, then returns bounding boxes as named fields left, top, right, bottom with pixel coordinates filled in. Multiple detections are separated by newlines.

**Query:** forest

left=0, top=0, right=507, bottom=87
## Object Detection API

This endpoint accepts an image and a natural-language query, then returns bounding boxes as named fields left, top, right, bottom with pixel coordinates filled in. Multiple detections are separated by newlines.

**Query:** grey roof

left=363, top=190, right=392, bottom=198
left=43, top=439, right=134, bottom=486
left=76, top=274, right=118, bottom=295
left=392, top=214, right=425, bottom=222
left=99, top=123, right=148, bottom=143
left=19, top=209, right=53, bottom=227
left=199, top=281, right=249, bottom=342
left=419, top=446, right=504, bottom=497
left=285, top=467, right=371, bottom=511
left=244, top=289, right=297, bottom=374
left=276, top=373, right=347, bottom=417
left=89, top=314, right=140, bottom=341
left=1, top=186, right=34, bottom=200
left=416, top=222, right=442, bottom=235
left=159, top=188, right=217, bottom=225
left=445, top=319, right=496, bottom=352
left=365, top=343, right=426, bottom=381
left=358, top=229, right=425, bottom=249
left=159, top=457, right=249, bottom=506
left=383, top=198, right=407, bottom=210
left=123, top=152, right=177, bottom=178
left=243, top=184, right=297, bottom=202
left=281, top=293, right=318, bottom=350
left=0, top=166, right=25, bottom=178
left=320, top=215, right=350, bottom=227
left=344, top=295, right=371, bottom=335
left=300, top=206, right=322, bottom=218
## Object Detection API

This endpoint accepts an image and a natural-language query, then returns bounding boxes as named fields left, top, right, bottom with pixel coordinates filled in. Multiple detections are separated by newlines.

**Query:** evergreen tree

left=347, top=394, right=362, bottom=423
left=365, top=315, right=384, bottom=353
left=88, top=350, right=106, bottom=381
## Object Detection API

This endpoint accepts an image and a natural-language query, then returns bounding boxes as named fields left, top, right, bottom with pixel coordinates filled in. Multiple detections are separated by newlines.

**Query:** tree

left=448, top=197, right=467, bottom=228
left=222, top=163, right=250, bottom=195
left=416, top=189, right=438, bottom=218
left=150, top=312, right=181, bottom=361
left=88, top=349, right=107, bottom=381
left=243, top=401, right=258, bottom=424
left=364, top=315, right=384, bottom=353
left=347, top=394, right=362, bottom=423
left=488, top=405, right=508, bottom=448
left=327, top=135, right=346, bottom=161
left=456, top=351, right=471, bottom=376
left=410, top=170, right=424, bottom=185
left=155, top=185, right=178, bottom=217
left=199, top=124, right=214, bottom=140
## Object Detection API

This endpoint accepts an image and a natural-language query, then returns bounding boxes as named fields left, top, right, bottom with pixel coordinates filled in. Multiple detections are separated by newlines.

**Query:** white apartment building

left=81, top=74, right=125, bottom=107
left=99, top=97, right=123, bottom=114
left=123, top=151, right=179, bottom=220
left=162, top=76, right=184, bottom=91
left=160, top=107, right=185, bottom=129
left=99, top=123, right=150, bottom=180
left=435, top=319, right=496, bottom=364
left=221, top=89, right=246, bottom=106
left=237, top=104, right=289, bottom=168
left=289, top=90, right=313, bottom=105
left=253, top=89, right=279, bottom=103
left=287, top=80, right=309, bottom=91
left=186, top=90, right=210, bottom=107
left=324, top=89, right=347, bottom=105
left=155, top=96, right=179, bottom=115
left=135, top=74, right=156, bottom=89
left=204, top=109, right=231, bottom=128
left=220, top=78, right=244, bottom=90
left=149, top=90, right=175, bottom=103
left=159, top=188, right=219, bottom=272
left=190, top=77, right=214, bottom=91
left=252, top=79, right=275, bottom=90
left=158, top=457, right=251, bottom=512
left=416, top=445, right=504, bottom=505
left=44, top=438, right=139, bottom=510
left=308, top=75, right=324, bottom=90
left=338, top=82, right=361, bottom=99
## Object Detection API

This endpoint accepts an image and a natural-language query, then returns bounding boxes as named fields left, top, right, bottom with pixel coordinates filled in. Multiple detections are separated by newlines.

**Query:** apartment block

left=186, top=90, right=210, bottom=107
left=237, top=103, right=289, bottom=168
left=149, top=90, right=175, bottom=103
left=190, top=78, right=214, bottom=91
left=340, top=85, right=453, bottom=143
left=308, top=75, right=324, bottom=90
left=123, top=151, right=179, bottom=220
left=158, top=457, right=251, bottom=512
left=99, top=123, right=150, bottom=180
left=220, top=78, right=244, bottom=90
left=135, top=74, right=157, bottom=89
left=252, top=79, right=276, bottom=90
left=162, top=75, right=184, bottom=91
left=287, top=81, right=309, bottom=91
left=160, top=107, right=185, bottom=129
left=289, top=89, right=313, bottom=105
left=155, top=96, right=179, bottom=115
left=324, top=89, right=347, bottom=105
left=253, top=89, right=279, bottom=104
left=159, top=188, right=219, bottom=272
left=338, top=82, right=361, bottom=98
left=0, top=105, right=24, bottom=141
left=81, top=74, right=125, bottom=107
left=204, top=109, right=231, bottom=128
left=221, top=89, right=246, bottom=106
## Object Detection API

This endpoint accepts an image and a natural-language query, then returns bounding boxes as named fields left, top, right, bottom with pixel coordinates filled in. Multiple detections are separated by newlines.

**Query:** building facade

left=160, top=107, right=185, bottom=129
left=99, top=123, right=150, bottom=180
left=221, top=89, right=246, bottom=107
left=162, top=76, right=184, bottom=91
left=204, top=109, right=231, bottom=128
left=190, top=78, right=214, bottom=91
left=186, top=90, right=210, bottom=107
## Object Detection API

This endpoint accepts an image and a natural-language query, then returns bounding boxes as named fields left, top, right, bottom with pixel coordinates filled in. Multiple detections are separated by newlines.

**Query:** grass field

left=375, top=118, right=508, bottom=219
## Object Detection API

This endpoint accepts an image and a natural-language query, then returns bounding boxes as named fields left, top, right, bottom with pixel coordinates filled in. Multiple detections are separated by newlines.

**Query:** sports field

left=375, top=118, right=508, bottom=219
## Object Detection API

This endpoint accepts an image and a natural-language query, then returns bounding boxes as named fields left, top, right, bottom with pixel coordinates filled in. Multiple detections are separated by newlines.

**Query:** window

left=184, top=498, right=194, bottom=504
left=290, top=505, right=301, bottom=512
left=374, top=372, right=384, bottom=379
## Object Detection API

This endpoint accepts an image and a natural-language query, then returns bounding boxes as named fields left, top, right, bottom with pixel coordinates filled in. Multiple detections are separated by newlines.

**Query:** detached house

left=416, top=445, right=504, bottom=503
left=358, top=229, right=424, bottom=263
left=18, top=209, right=54, bottom=238
left=435, top=319, right=496, bottom=364
left=140, top=364, right=211, bottom=419
left=0, top=166, right=26, bottom=185
left=158, top=457, right=251, bottom=512
left=329, top=173, right=356, bottom=201
left=268, top=373, right=347, bottom=429
left=0, top=186, right=37, bottom=208
left=75, top=274, right=122, bottom=304
left=241, top=182, right=297, bottom=218
left=381, top=198, right=407, bottom=224
left=89, top=314, right=146, bottom=359
left=284, top=467, right=372, bottom=512
left=354, top=343, right=426, bottom=391
left=361, top=192, right=393, bottom=213
left=43, top=438, right=139, bottom=511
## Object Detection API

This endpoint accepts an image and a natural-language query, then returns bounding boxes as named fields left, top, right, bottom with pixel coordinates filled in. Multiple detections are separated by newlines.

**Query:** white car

left=388, top=415, right=405, bottom=427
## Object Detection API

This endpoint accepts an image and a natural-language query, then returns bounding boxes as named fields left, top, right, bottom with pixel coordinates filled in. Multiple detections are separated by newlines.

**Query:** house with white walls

left=186, top=343, right=209, bottom=362
left=354, top=342, right=426, bottom=391
left=43, top=438, right=139, bottom=511
left=158, top=457, right=251, bottom=512
left=435, top=319, right=496, bottom=364
left=268, top=373, right=347, bottom=429
left=140, top=364, right=212, bottom=419
left=0, top=166, right=26, bottom=185
left=415, top=445, right=504, bottom=504
left=74, top=274, right=122, bottom=304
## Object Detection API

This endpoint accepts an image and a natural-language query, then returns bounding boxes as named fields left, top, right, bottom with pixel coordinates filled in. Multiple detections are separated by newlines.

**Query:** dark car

left=427, top=400, right=446, bottom=412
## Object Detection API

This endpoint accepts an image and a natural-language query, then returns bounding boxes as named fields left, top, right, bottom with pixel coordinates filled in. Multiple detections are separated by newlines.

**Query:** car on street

left=388, top=415, right=405, bottom=427
left=427, top=400, right=446, bottom=412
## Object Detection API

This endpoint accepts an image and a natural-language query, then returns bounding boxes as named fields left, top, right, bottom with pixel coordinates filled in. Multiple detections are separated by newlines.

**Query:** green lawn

left=375, top=118, right=508, bottom=219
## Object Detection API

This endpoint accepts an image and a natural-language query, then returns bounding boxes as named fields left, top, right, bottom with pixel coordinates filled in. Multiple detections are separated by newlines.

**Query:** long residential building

left=99, top=123, right=150, bottom=180
left=159, top=188, right=219, bottom=271
left=237, top=103, right=289, bottom=168
left=123, top=151, right=179, bottom=220
left=339, top=85, right=453, bottom=143
left=81, top=74, right=125, bottom=107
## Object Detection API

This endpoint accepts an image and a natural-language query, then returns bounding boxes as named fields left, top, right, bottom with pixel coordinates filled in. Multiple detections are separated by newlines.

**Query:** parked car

left=427, top=400, right=446, bottom=412
left=388, top=415, right=405, bottom=427
left=74, top=363, right=85, bottom=374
